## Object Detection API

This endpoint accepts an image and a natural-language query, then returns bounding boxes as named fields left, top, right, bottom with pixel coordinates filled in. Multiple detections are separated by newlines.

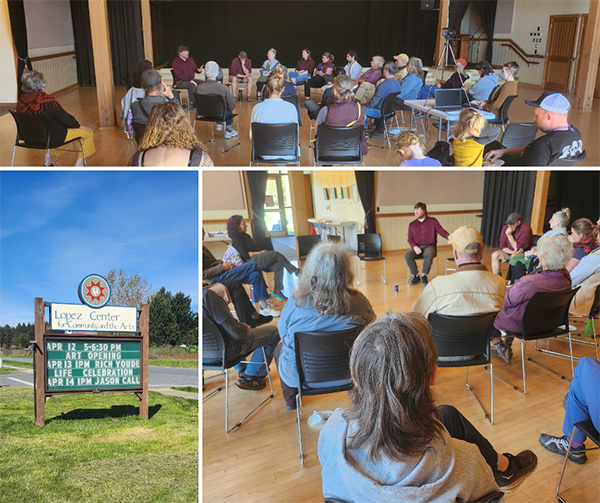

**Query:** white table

left=308, top=219, right=356, bottom=245
left=203, top=234, right=231, bottom=244
left=404, top=99, right=496, bottom=141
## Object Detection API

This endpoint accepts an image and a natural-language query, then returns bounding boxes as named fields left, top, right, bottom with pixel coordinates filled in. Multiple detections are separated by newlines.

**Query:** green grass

left=149, top=359, right=198, bottom=369
left=171, top=387, right=198, bottom=393
left=0, top=367, right=29, bottom=375
left=1, top=359, right=33, bottom=369
left=0, top=388, right=198, bottom=503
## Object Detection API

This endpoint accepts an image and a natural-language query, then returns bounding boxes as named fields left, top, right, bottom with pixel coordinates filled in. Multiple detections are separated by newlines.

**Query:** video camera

left=442, top=27, right=456, bottom=40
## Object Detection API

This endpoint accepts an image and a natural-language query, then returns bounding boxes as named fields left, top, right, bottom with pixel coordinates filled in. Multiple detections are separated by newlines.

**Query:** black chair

left=281, top=94, right=303, bottom=127
left=132, top=122, right=147, bottom=144
left=556, top=419, right=600, bottom=503
left=500, top=122, right=538, bottom=148
left=548, top=150, right=587, bottom=166
left=487, top=94, right=517, bottom=131
left=202, top=316, right=274, bottom=433
left=429, top=312, right=498, bottom=424
left=356, top=233, right=386, bottom=285
left=314, top=126, right=364, bottom=166
left=370, top=92, right=400, bottom=149
left=294, top=327, right=362, bottom=465
left=296, top=235, right=321, bottom=262
left=488, top=288, right=580, bottom=395
left=250, top=123, right=300, bottom=166
left=193, top=93, right=240, bottom=153
left=9, top=111, right=87, bottom=167
left=559, top=285, right=600, bottom=361
left=170, top=69, right=190, bottom=109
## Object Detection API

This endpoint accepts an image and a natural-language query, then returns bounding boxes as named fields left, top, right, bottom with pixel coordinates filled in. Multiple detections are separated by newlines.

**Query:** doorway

left=264, top=170, right=294, bottom=237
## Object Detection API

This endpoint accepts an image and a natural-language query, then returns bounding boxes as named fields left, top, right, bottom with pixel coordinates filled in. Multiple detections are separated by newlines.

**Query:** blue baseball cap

left=525, top=92, right=571, bottom=114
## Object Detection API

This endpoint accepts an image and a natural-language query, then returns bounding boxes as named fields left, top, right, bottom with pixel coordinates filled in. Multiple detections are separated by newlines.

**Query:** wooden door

left=542, top=15, right=579, bottom=91
left=572, top=14, right=600, bottom=98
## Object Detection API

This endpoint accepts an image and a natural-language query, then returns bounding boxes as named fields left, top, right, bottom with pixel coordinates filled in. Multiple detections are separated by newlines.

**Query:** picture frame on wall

left=352, top=184, right=359, bottom=201
left=342, top=186, right=349, bottom=199
left=323, top=188, right=330, bottom=200
left=332, top=188, right=338, bottom=199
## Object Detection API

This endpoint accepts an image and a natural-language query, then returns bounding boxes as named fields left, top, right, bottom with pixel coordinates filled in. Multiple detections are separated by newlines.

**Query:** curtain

left=474, top=0, right=498, bottom=63
left=246, top=171, right=273, bottom=251
left=481, top=171, right=536, bottom=247
left=70, top=0, right=95, bottom=86
left=448, top=0, right=471, bottom=34
left=7, top=0, right=32, bottom=98
left=354, top=171, right=376, bottom=234
left=107, top=0, right=144, bottom=87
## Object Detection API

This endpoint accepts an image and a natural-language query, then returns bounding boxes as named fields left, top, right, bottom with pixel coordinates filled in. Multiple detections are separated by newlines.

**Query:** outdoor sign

left=33, top=275, right=149, bottom=426
left=50, top=303, right=137, bottom=333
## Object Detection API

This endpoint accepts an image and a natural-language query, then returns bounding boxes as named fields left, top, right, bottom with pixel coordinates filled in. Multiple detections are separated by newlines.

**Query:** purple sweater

left=494, top=269, right=572, bottom=334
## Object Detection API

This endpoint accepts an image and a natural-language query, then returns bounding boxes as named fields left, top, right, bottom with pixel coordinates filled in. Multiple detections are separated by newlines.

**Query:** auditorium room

left=1, top=0, right=599, bottom=167
left=202, top=169, right=599, bottom=503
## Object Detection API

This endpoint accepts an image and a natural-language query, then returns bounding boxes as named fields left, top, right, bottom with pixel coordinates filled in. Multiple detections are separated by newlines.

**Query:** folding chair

left=356, top=233, right=386, bottom=285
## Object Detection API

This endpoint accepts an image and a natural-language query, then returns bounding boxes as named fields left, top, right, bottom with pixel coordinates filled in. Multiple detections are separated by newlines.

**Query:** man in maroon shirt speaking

left=406, top=202, right=450, bottom=285
left=172, top=45, right=204, bottom=108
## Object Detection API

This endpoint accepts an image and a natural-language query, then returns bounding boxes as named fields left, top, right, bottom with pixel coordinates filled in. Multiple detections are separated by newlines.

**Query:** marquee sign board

left=50, top=303, right=137, bottom=333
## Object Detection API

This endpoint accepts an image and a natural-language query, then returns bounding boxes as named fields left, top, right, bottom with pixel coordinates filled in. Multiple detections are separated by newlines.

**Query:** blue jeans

left=234, top=325, right=280, bottom=378
left=289, top=72, right=310, bottom=84
left=214, top=262, right=269, bottom=301
left=418, top=85, right=438, bottom=100
left=364, top=107, right=383, bottom=122
left=563, top=357, right=600, bottom=442
left=224, top=111, right=233, bottom=126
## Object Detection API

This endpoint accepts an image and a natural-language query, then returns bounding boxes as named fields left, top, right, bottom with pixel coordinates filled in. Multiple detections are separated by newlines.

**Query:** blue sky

left=0, top=171, right=198, bottom=326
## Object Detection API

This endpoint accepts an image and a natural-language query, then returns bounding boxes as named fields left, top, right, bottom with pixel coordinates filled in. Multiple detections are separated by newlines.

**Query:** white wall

left=23, top=0, right=74, bottom=57
left=0, top=0, right=17, bottom=103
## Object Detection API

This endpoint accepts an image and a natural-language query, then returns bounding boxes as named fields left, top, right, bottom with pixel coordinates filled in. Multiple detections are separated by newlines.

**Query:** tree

left=149, top=287, right=198, bottom=346
left=104, top=269, right=154, bottom=308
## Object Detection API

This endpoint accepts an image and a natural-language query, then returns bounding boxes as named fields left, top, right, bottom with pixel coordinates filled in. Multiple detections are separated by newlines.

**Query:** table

left=404, top=99, right=496, bottom=141
left=203, top=233, right=231, bottom=244
left=308, top=219, right=356, bottom=245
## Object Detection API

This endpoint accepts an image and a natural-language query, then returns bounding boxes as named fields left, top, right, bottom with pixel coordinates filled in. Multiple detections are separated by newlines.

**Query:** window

left=264, top=170, right=294, bottom=236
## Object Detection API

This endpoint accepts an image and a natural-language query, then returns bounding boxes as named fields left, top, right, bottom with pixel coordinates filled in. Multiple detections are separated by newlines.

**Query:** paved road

left=0, top=358, right=198, bottom=389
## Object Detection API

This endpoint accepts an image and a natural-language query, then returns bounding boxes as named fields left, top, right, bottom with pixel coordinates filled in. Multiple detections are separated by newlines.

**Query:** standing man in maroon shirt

left=229, top=51, right=254, bottom=102
left=405, top=202, right=450, bottom=285
left=491, top=212, right=534, bottom=276
left=172, top=45, right=204, bottom=108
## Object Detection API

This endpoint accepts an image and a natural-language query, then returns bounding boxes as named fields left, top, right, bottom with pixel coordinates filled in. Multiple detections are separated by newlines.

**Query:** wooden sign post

left=33, top=297, right=149, bottom=426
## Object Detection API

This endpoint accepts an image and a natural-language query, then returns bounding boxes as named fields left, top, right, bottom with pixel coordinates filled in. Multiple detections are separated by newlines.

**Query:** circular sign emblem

left=78, top=274, right=111, bottom=308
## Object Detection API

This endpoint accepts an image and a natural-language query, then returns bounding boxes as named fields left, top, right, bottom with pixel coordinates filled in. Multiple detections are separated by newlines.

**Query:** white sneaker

left=225, top=129, right=238, bottom=139
left=260, top=307, right=280, bottom=318
left=215, top=123, right=223, bottom=131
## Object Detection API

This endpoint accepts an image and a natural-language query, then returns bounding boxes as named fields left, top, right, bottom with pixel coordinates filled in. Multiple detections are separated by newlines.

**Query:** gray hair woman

left=492, top=234, right=573, bottom=363
left=256, top=48, right=281, bottom=101
left=274, top=241, right=376, bottom=409
left=16, top=70, right=96, bottom=166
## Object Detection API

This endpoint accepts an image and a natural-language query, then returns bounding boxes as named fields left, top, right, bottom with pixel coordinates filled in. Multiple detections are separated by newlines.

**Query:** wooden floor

left=203, top=247, right=600, bottom=503
left=2, top=84, right=599, bottom=167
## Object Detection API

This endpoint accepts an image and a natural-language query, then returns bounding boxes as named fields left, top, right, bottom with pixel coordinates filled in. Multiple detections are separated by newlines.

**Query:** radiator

left=33, top=53, right=78, bottom=95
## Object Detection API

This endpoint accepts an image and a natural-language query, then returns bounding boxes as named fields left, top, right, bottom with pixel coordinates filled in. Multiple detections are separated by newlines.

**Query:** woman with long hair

left=567, top=218, right=599, bottom=272
left=289, top=48, right=315, bottom=85
left=130, top=102, right=213, bottom=166
left=303, top=51, right=335, bottom=98
left=274, top=242, right=376, bottom=409
left=319, top=311, right=538, bottom=501
left=226, top=215, right=299, bottom=300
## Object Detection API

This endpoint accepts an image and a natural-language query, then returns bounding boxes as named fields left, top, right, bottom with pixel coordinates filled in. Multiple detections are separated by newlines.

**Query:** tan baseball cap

left=449, top=226, right=483, bottom=254
left=394, top=53, right=409, bottom=64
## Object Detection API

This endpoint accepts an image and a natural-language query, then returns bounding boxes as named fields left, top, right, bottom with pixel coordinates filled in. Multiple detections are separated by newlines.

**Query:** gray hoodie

left=319, top=410, right=502, bottom=503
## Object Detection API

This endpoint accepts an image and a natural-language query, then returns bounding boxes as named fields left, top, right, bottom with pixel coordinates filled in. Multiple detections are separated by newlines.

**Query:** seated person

left=303, top=52, right=335, bottom=98
left=203, top=288, right=280, bottom=391
left=319, top=311, right=538, bottom=501
left=171, top=45, right=204, bottom=108
left=195, top=61, right=238, bottom=139
left=130, top=102, right=213, bottom=166
left=121, top=59, right=153, bottom=137
left=364, top=61, right=401, bottom=137
left=274, top=242, right=376, bottom=410
left=571, top=224, right=600, bottom=286
left=397, top=131, right=441, bottom=166
left=419, top=58, right=469, bottom=99
left=491, top=212, right=534, bottom=276
left=17, top=70, right=96, bottom=166
left=344, top=50, right=362, bottom=81
left=539, top=357, right=599, bottom=464
left=491, top=234, right=573, bottom=363
left=205, top=280, right=272, bottom=328
left=450, top=109, right=500, bottom=167
left=353, top=55, right=384, bottom=104
left=485, top=92, right=583, bottom=166
left=203, top=245, right=279, bottom=317
left=393, top=57, right=425, bottom=109
left=229, top=50, right=254, bottom=102
left=131, top=70, right=180, bottom=128
left=305, top=67, right=345, bottom=120
left=393, top=52, right=409, bottom=82
left=313, top=74, right=368, bottom=156
left=466, top=60, right=498, bottom=103
left=256, top=48, right=281, bottom=101
left=566, top=218, right=598, bottom=273
left=263, top=66, right=302, bottom=126
left=289, top=48, right=315, bottom=85
left=227, top=215, right=299, bottom=301
left=478, top=61, right=519, bottom=118
left=250, top=67, right=299, bottom=161
left=406, top=202, right=450, bottom=285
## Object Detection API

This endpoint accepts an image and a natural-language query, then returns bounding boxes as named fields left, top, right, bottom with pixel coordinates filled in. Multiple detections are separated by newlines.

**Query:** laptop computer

left=435, top=89, right=463, bottom=112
